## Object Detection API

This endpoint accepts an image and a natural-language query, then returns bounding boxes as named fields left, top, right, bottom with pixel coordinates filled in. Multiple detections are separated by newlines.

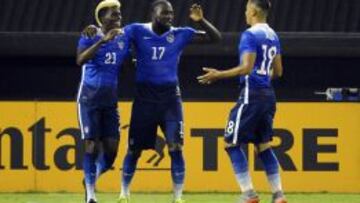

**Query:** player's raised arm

left=76, top=28, right=121, bottom=66
left=189, top=4, right=222, bottom=43
left=197, top=52, right=256, bottom=84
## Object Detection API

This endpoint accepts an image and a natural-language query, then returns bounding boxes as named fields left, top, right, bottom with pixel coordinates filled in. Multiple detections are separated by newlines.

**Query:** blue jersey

left=124, top=23, right=196, bottom=85
left=238, top=23, right=281, bottom=103
left=77, top=31, right=130, bottom=105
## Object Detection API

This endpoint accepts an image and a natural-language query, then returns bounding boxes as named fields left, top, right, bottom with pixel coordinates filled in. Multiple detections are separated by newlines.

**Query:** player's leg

left=96, top=105, right=120, bottom=179
left=161, top=99, right=185, bottom=203
left=84, top=140, right=100, bottom=203
left=224, top=103, right=259, bottom=203
left=256, top=143, right=286, bottom=203
left=96, top=138, right=119, bottom=178
left=118, top=100, right=157, bottom=202
left=78, top=102, right=101, bottom=203
left=119, top=148, right=142, bottom=199
left=254, top=102, right=287, bottom=203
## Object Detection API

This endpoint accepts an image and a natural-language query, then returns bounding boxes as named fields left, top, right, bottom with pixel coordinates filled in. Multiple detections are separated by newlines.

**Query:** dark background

left=0, top=0, right=359, bottom=101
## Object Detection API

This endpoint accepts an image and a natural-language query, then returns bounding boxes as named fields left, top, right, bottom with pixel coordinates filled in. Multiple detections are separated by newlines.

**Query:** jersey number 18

left=256, top=45, right=277, bottom=76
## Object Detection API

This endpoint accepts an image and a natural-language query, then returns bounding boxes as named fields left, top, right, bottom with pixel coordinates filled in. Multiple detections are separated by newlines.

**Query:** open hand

left=197, top=67, right=221, bottom=85
left=190, top=4, right=204, bottom=22
left=82, top=25, right=98, bottom=38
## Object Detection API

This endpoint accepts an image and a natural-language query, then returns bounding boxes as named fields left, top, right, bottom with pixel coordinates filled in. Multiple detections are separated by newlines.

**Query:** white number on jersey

left=256, top=45, right=277, bottom=76
left=152, top=46, right=166, bottom=60
left=226, top=121, right=235, bottom=135
left=105, top=52, right=117, bottom=64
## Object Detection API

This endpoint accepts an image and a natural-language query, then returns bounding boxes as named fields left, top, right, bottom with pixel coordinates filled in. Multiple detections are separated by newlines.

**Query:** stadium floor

left=0, top=193, right=359, bottom=203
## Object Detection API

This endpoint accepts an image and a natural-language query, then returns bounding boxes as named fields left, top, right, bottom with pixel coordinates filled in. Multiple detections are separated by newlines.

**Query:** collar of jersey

left=144, top=22, right=174, bottom=38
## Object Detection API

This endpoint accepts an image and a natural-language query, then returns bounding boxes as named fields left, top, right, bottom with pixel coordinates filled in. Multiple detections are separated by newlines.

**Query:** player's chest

left=98, top=38, right=128, bottom=54
left=137, top=32, right=183, bottom=53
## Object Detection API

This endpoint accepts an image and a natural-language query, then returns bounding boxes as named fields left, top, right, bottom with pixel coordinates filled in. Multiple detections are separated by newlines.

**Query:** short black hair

left=250, top=0, right=271, bottom=14
left=151, top=0, right=170, bottom=12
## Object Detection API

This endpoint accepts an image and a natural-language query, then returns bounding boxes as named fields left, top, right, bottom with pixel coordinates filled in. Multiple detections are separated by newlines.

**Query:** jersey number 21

left=105, top=52, right=117, bottom=64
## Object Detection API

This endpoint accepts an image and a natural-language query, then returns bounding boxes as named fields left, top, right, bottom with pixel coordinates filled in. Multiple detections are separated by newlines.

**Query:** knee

left=224, top=143, right=240, bottom=153
left=127, top=149, right=142, bottom=159
left=85, top=140, right=98, bottom=154
left=255, top=142, right=271, bottom=153
left=168, top=143, right=182, bottom=152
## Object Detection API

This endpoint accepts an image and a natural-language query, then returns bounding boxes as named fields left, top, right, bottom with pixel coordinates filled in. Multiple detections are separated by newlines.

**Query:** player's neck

left=101, top=26, right=111, bottom=35
left=152, top=23, right=170, bottom=35
left=250, top=18, right=267, bottom=26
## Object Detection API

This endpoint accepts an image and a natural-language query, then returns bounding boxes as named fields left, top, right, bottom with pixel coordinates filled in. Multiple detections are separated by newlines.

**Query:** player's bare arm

left=76, top=28, right=121, bottom=66
left=189, top=4, right=222, bottom=43
left=197, top=52, right=256, bottom=84
left=271, top=54, right=283, bottom=79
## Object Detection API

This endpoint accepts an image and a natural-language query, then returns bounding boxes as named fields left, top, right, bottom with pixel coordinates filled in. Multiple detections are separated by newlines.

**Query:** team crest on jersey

left=166, top=33, right=175, bottom=43
left=118, top=41, right=124, bottom=50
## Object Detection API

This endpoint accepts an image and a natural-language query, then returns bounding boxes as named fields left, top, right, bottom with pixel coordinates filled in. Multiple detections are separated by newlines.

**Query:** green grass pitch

left=0, top=193, right=359, bottom=203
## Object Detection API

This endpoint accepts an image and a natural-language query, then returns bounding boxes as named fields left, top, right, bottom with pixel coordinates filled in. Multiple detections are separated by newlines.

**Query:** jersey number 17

left=256, top=45, right=277, bottom=76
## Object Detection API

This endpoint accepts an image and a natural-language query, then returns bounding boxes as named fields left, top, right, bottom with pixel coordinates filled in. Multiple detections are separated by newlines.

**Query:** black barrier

left=1, top=32, right=360, bottom=57
left=1, top=0, right=360, bottom=33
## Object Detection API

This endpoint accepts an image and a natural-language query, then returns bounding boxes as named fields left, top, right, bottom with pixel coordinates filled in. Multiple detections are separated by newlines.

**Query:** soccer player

left=76, top=0, right=130, bottom=202
left=197, top=0, right=286, bottom=203
left=117, top=1, right=221, bottom=203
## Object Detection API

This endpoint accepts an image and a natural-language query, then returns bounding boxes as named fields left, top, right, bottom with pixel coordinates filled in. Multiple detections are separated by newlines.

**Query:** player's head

left=245, top=0, right=271, bottom=25
left=151, top=0, right=174, bottom=28
left=95, top=0, right=122, bottom=29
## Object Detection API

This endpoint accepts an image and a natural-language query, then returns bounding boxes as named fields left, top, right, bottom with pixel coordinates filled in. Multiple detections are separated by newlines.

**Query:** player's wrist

left=99, top=38, right=107, bottom=44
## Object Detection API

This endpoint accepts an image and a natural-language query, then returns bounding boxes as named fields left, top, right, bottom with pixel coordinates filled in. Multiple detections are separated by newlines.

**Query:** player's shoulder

left=128, top=22, right=153, bottom=29
left=171, top=26, right=196, bottom=33
left=247, top=23, right=278, bottom=41
left=78, top=32, right=101, bottom=46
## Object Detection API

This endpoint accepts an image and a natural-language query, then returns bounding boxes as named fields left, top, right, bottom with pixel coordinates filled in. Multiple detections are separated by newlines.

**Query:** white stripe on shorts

left=233, top=104, right=245, bottom=144
left=77, top=65, right=86, bottom=139
left=77, top=103, right=85, bottom=139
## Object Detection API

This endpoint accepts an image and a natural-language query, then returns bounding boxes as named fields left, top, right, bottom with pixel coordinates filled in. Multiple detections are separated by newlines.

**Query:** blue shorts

left=77, top=102, right=120, bottom=140
left=224, top=101, right=276, bottom=145
left=128, top=98, right=184, bottom=150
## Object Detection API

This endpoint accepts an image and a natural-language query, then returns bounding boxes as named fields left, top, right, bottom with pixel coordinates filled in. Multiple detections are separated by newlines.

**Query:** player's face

left=153, top=3, right=174, bottom=28
left=102, top=7, right=122, bottom=29
left=245, top=1, right=255, bottom=25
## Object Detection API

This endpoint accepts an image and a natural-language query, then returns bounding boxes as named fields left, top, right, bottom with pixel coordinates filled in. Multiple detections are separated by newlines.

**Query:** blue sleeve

left=77, top=35, right=94, bottom=51
left=181, top=27, right=197, bottom=45
left=124, top=24, right=137, bottom=42
left=239, top=31, right=257, bottom=53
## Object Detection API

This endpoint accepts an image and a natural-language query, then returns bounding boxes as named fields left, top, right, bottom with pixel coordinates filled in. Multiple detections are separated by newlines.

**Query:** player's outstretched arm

left=197, top=52, right=256, bottom=85
left=189, top=4, right=221, bottom=43
left=76, top=29, right=121, bottom=66
left=271, top=54, right=283, bottom=79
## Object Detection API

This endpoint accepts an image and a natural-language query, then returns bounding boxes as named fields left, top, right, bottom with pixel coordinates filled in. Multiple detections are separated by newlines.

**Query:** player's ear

left=251, top=6, right=258, bottom=17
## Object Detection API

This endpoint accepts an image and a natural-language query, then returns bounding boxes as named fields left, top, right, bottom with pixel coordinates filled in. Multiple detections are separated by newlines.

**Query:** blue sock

left=226, top=147, right=248, bottom=174
left=258, top=148, right=282, bottom=193
left=169, top=150, right=185, bottom=184
left=96, top=152, right=116, bottom=179
left=169, top=150, right=185, bottom=199
left=121, top=152, right=140, bottom=196
left=83, top=153, right=97, bottom=185
left=258, top=148, right=279, bottom=175
left=226, top=147, right=254, bottom=192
